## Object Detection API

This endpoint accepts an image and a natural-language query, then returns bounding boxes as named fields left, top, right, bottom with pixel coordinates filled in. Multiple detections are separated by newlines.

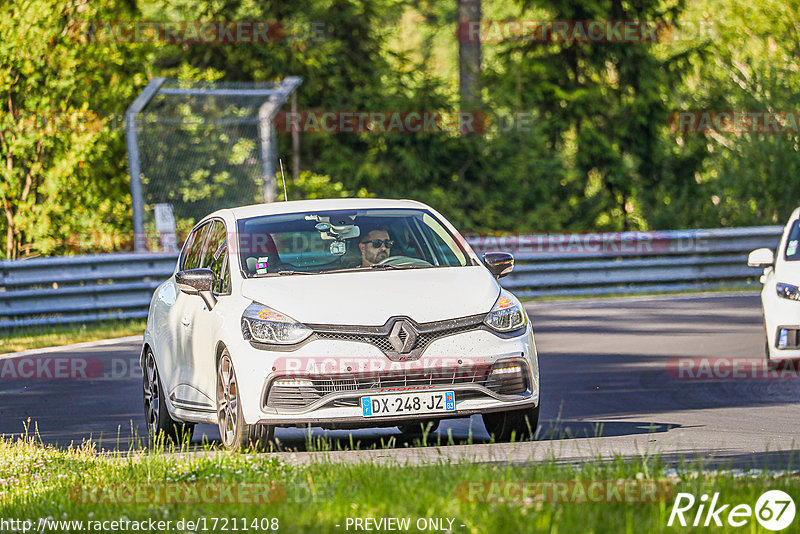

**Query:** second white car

left=749, top=207, right=800, bottom=362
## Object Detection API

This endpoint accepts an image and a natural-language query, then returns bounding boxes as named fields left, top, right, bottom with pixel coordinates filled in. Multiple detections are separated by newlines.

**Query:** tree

left=484, top=0, right=696, bottom=231
left=671, top=0, right=800, bottom=227
left=458, top=0, right=482, bottom=108
left=0, top=0, right=145, bottom=258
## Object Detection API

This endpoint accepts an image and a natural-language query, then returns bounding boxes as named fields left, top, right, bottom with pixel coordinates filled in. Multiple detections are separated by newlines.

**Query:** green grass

left=1, top=434, right=797, bottom=533
left=0, top=320, right=146, bottom=354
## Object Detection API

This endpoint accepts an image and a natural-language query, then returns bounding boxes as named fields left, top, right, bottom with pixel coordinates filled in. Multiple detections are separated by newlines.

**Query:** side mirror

left=747, top=248, right=774, bottom=268
left=176, top=268, right=217, bottom=310
left=482, top=252, right=514, bottom=279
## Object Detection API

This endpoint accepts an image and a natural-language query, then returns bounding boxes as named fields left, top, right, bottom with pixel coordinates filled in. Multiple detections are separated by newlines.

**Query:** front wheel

left=143, top=349, right=194, bottom=445
left=482, top=404, right=539, bottom=442
left=217, top=350, right=273, bottom=450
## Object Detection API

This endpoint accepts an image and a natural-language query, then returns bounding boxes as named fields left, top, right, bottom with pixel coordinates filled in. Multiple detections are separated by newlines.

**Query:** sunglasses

left=365, top=239, right=394, bottom=249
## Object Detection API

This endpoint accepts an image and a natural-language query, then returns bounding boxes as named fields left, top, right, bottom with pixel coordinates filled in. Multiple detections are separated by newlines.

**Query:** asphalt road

left=3, top=293, right=799, bottom=468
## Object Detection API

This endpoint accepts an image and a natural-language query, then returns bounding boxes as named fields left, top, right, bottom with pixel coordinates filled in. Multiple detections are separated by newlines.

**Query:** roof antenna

left=279, top=158, right=288, bottom=201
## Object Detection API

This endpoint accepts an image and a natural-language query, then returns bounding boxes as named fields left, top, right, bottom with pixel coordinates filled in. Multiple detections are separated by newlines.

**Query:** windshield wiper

left=277, top=270, right=318, bottom=275
left=251, top=270, right=318, bottom=277
left=369, top=263, right=428, bottom=270
left=275, top=263, right=433, bottom=275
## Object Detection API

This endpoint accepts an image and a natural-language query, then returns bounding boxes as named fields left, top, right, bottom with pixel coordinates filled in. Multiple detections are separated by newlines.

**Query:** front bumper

left=228, top=323, right=540, bottom=427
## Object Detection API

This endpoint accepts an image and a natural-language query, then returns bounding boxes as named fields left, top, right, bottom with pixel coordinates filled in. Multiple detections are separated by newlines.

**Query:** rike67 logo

left=668, top=490, right=795, bottom=530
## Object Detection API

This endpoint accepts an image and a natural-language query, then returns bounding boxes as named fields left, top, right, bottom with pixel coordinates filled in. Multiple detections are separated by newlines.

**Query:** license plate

left=360, top=391, right=456, bottom=418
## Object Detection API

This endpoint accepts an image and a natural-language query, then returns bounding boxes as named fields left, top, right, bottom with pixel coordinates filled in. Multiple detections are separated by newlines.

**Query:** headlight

left=484, top=290, right=527, bottom=333
left=776, top=283, right=800, bottom=301
left=241, top=303, right=312, bottom=344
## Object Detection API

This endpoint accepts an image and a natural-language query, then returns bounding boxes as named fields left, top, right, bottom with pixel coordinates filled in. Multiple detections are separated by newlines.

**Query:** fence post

left=257, top=77, right=303, bottom=204
left=125, top=78, right=166, bottom=252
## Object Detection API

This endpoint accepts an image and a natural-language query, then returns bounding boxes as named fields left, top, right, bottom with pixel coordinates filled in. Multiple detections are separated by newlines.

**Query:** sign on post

left=154, top=203, right=177, bottom=253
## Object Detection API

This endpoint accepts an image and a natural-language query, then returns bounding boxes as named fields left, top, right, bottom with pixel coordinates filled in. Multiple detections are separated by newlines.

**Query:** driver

left=358, top=229, right=394, bottom=266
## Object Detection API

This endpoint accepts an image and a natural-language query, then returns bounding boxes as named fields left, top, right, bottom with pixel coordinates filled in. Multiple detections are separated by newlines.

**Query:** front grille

left=315, top=332, right=395, bottom=353
left=313, top=318, right=483, bottom=360
left=265, top=362, right=529, bottom=410
left=416, top=323, right=483, bottom=349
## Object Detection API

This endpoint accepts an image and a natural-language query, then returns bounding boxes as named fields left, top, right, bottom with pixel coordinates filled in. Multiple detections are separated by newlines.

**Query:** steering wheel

left=378, top=255, right=433, bottom=267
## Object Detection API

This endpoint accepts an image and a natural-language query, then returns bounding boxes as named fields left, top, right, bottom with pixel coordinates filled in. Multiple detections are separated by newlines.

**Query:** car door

left=168, top=221, right=212, bottom=404
left=183, top=219, right=230, bottom=405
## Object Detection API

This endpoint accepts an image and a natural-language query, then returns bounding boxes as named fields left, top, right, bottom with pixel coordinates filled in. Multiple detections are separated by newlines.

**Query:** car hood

left=239, top=266, right=500, bottom=325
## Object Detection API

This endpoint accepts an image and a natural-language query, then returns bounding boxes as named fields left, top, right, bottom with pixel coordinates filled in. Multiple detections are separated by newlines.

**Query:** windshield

left=786, top=220, right=800, bottom=261
left=236, top=208, right=470, bottom=277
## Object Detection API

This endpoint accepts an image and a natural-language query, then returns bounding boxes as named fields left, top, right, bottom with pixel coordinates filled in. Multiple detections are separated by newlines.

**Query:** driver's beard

left=368, top=249, right=388, bottom=264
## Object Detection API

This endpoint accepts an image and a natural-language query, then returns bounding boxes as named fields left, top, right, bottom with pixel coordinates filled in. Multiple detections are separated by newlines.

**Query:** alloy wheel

left=143, top=351, right=160, bottom=437
left=217, top=354, right=239, bottom=448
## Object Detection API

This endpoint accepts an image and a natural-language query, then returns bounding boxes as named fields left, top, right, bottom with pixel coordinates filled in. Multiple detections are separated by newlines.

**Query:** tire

left=143, top=349, right=194, bottom=445
left=764, top=318, right=772, bottom=361
left=765, top=339, right=778, bottom=369
left=217, top=350, right=273, bottom=451
left=482, top=404, right=539, bottom=442
left=397, top=420, right=440, bottom=435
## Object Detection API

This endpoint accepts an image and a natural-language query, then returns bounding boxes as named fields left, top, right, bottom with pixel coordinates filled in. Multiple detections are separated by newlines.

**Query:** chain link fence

left=126, top=77, right=301, bottom=251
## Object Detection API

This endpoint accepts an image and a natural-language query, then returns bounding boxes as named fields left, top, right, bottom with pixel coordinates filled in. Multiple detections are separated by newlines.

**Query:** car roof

left=207, top=198, right=431, bottom=222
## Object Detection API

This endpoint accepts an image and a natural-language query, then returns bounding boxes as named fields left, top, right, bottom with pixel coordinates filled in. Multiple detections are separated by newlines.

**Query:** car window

left=236, top=208, right=470, bottom=276
left=200, top=220, right=231, bottom=294
left=785, top=220, right=800, bottom=261
left=215, top=250, right=231, bottom=294
left=200, top=221, right=226, bottom=269
left=420, top=213, right=467, bottom=266
left=180, top=222, right=212, bottom=270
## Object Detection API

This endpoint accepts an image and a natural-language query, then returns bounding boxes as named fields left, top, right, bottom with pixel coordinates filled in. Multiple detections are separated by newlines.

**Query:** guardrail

left=0, top=226, right=784, bottom=328
left=468, top=226, right=784, bottom=298
left=0, top=253, right=177, bottom=328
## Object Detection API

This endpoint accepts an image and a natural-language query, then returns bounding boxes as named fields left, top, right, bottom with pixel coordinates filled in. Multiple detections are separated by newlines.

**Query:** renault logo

left=388, top=320, right=418, bottom=353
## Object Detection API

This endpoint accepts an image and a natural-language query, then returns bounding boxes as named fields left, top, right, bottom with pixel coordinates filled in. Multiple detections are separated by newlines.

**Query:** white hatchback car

left=749, top=207, right=800, bottom=362
left=141, top=198, right=540, bottom=449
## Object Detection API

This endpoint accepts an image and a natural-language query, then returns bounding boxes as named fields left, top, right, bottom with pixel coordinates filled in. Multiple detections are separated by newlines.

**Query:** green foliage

left=669, top=0, right=800, bottom=227
left=281, top=170, right=373, bottom=200
left=0, top=0, right=146, bottom=258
